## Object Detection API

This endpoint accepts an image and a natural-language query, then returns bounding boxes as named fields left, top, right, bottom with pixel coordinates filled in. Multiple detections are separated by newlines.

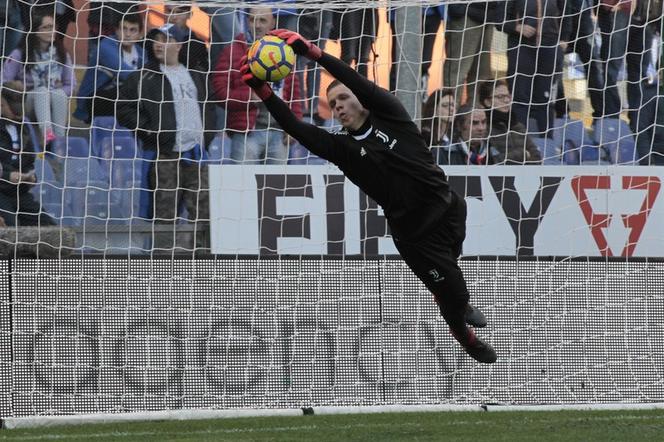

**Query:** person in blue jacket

left=74, top=11, right=145, bottom=124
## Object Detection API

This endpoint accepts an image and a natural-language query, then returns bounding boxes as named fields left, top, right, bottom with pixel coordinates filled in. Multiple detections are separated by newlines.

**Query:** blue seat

left=61, top=184, right=85, bottom=226
left=533, top=137, right=564, bottom=165
left=100, top=137, right=144, bottom=222
left=31, top=158, right=64, bottom=221
left=85, top=181, right=111, bottom=223
left=61, top=179, right=111, bottom=225
left=204, top=135, right=234, bottom=165
left=48, top=136, right=66, bottom=160
left=593, top=118, right=637, bottom=164
left=288, top=143, right=310, bottom=165
left=100, top=135, right=139, bottom=160
left=526, top=118, right=541, bottom=137
left=137, top=149, right=156, bottom=219
left=50, top=136, right=91, bottom=158
left=90, top=116, right=136, bottom=159
left=288, top=143, right=327, bottom=165
left=305, top=154, right=327, bottom=164
left=51, top=137, right=111, bottom=225
left=33, top=157, right=56, bottom=183
left=101, top=152, right=151, bottom=223
left=24, top=120, right=42, bottom=152
left=63, top=156, right=107, bottom=187
left=580, top=146, right=602, bottom=164
left=86, top=185, right=111, bottom=223
left=551, top=118, right=600, bottom=165
left=207, top=135, right=231, bottom=165
left=39, top=183, right=65, bottom=221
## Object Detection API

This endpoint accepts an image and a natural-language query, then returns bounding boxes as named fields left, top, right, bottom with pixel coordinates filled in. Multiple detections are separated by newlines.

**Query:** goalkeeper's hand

left=239, top=55, right=273, bottom=101
left=269, top=29, right=322, bottom=61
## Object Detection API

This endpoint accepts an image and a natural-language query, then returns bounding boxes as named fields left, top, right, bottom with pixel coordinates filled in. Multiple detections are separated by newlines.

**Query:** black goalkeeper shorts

left=393, top=191, right=469, bottom=308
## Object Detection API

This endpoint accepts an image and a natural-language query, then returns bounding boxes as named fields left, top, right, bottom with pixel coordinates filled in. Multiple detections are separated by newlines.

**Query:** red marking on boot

left=450, top=327, right=475, bottom=346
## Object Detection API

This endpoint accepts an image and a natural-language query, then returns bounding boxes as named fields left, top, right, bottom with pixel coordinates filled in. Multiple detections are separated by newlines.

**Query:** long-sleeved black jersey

left=264, top=52, right=453, bottom=242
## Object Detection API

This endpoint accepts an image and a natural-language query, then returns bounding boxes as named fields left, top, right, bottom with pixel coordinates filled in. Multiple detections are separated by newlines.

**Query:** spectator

left=443, top=1, right=494, bottom=106
left=17, top=0, right=74, bottom=37
left=478, top=79, right=542, bottom=164
left=420, top=5, right=446, bottom=93
left=653, top=7, right=664, bottom=165
left=118, top=25, right=215, bottom=248
left=53, top=0, right=75, bottom=39
left=0, top=0, right=24, bottom=56
left=495, top=0, right=569, bottom=135
left=86, top=1, right=141, bottom=66
left=440, top=104, right=493, bottom=165
left=26, top=0, right=76, bottom=40
left=623, top=0, right=661, bottom=164
left=203, top=6, right=245, bottom=135
left=329, top=5, right=378, bottom=78
left=286, top=8, right=333, bottom=125
left=596, top=0, right=634, bottom=120
left=74, top=11, right=145, bottom=124
left=1, top=10, right=76, bottom=147
left=263, top=1, right=298, bottom=30
left=211, top=6, right=301, bottom=164
left=390, top=5, right=446, bottom=95
left=257, top=0, right=330, bottom=119
left=163, top=2, right=209, bottom=72
left=0, top=88, right=55, bottom=227
left=204, top=6, right=244, bottom=64
left=595, top=0, right=661, bottom=164
left=421, top=88, right=456, bottom=163
left=556, top=0, right=605, bottom=119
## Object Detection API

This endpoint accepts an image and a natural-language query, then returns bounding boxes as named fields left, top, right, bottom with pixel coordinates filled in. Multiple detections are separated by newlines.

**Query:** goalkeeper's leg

left=394, top=231, right=496, bottom=362
left=428, top=253, right=497, bottom=364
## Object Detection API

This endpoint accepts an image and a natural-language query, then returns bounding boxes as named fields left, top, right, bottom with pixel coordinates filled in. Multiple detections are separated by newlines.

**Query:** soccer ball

left=247, top=35, right=295, bottom=82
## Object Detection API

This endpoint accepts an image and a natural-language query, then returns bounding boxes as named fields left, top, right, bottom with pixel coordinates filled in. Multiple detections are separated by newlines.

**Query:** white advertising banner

left=7, top=258, right=664, bottom=416
left=209, top=165, right=664, bottom=257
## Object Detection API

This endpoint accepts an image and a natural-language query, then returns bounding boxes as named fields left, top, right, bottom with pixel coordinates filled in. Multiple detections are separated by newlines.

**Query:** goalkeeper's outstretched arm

left=264, top=93, right=338, bottom=160
left=270, top=29, right=411, bottom=123
left=238, top=55, right=338, bottom=161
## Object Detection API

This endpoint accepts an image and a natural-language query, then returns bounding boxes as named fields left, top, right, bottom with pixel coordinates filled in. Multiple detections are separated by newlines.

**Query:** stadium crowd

left=0, top=0, right=662, bottom=234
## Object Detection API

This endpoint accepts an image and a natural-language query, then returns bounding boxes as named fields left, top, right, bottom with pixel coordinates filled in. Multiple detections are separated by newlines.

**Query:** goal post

left=0, top=0, right=662, bottom=427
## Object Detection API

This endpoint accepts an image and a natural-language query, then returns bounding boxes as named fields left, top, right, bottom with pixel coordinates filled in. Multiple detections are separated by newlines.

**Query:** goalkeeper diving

left=241, top=30, right=497, bottom=364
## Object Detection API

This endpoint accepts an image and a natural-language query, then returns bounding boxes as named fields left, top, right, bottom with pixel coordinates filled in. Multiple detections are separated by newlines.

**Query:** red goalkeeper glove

left=269, top=29, right=322, bottom=61
left=239, top=55, right=273, bottom=101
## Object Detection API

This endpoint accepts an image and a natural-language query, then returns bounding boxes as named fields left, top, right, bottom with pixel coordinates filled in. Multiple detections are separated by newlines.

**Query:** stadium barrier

left=0, top=255, right=662, bottom=426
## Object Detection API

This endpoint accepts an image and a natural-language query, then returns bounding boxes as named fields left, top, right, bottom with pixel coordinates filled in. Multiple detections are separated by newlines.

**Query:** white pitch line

left=2, top=413, right=664, bottom=441
left=2, top=422, right=397, bottom=441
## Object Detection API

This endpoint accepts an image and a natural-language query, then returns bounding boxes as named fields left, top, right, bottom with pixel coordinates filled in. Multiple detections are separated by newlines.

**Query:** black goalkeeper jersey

left=264, top=52, right=453, bottom=241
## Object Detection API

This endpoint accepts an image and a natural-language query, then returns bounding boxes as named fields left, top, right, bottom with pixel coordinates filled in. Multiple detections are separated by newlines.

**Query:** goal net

left=0, top=0, right=662, bottom=422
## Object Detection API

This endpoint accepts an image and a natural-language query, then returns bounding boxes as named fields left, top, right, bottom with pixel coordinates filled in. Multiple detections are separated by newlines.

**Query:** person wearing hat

left=117, top=24, right=215, bottom=250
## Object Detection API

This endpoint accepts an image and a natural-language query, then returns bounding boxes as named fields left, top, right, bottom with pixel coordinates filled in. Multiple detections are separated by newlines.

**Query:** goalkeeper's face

left=327, top=83, right=369, bottom=131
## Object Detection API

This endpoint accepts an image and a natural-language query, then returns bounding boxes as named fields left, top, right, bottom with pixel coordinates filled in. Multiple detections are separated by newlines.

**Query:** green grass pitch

left=1, top=410, right=663, bottom=441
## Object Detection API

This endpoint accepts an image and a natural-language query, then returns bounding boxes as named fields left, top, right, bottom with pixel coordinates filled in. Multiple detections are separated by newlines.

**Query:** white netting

left=0, top=0, right=662, bottom=421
